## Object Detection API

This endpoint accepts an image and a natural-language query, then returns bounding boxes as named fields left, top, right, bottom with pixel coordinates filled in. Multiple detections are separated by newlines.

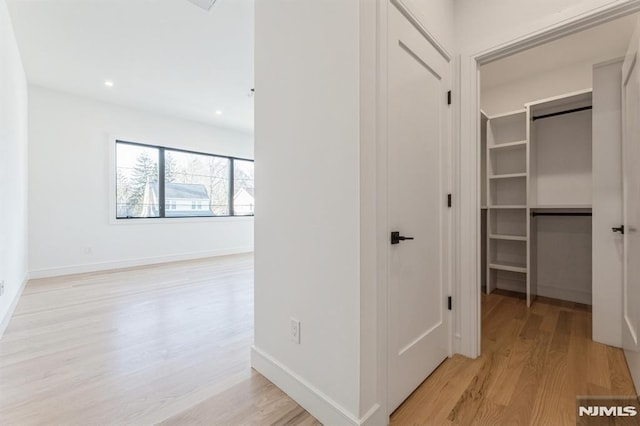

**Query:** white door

left=387, top=5, right=451, bottom=412
left=621, top=17, right=640, bottom=391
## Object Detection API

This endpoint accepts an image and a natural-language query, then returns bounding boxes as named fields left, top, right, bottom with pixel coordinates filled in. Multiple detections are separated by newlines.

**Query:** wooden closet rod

left=531, top=212, right=592, bottom=217
left=532, top=105, right=592, bottom=121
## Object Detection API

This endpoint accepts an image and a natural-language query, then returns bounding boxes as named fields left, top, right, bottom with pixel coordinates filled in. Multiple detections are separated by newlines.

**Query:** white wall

left=254, top=1, right=454, bottom=424
left=252, top=0, right=362, bottom=423
left=28, top=86, right=253, bottom=278
left=481, top=60, right=593, bottom=115
left=0, top=0, right=29, bottom=336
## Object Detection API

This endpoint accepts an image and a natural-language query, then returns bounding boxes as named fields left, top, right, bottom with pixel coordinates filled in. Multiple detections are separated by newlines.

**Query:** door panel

left=387, top=4, right=450, bottom=413
left=622, top=17, right=640, bottom=392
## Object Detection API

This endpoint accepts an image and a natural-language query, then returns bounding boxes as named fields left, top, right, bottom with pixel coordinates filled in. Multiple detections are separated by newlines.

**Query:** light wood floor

left=0, top=254, right=319, bottom=425
left=3, top=258, right=637, bottom=426
left=391, top=291, right=639, bottom=425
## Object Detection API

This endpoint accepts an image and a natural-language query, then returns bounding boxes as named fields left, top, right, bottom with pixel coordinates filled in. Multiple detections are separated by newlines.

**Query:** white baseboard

left=0, top=273, right=29, bottom=339
left=496, top=280, right=526, bottom=294
left=251, top=346, right=383, bottom=426
left=625, top=348, right=640, bottom=397
left=537, top=284, right=591, bottom=305
left=28, top=247, right=253, bottom=279
left=360, top=403, right=386, bottom=426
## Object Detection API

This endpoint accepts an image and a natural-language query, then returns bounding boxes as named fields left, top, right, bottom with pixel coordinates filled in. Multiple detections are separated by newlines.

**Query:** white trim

left=376, top=0, right=390, bottom=418
left=28, top=247, right=253, bottom=279
left=536, top=285, right=592, bottom=305
left=593, top=56, right=626, bottom=69
left=389, top=0, right=452, bottom=62
left=524, top=88, right=593, bottom=108
left=624, top=348, right=640, bottom=396
left=486, top=109, right=526, bottom=120
left=0, top=273, right=28, bottom=339
left=488, top=140, right=527, bottom=150
left=458, top=0, right=640, bottom=360
left=452, top=54, right=463, bottom=355
left=454, top=55, right=482, bottom=358
left=359, top=403, right=386, bottom=426
left=495, top=282, right=527, bottom=294
left=475, top=1, right=640, bottom=64
left=111, top=215, right=254, bottom=226
left=531, top=204, right=592, bottom=209
left=251, top=346, right=381, bottom=426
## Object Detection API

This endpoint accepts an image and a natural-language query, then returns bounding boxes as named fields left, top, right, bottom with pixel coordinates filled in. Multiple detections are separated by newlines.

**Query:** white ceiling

left=481, top=13, right=639, bottom=90
left=8, top=0, right=254, bottom=134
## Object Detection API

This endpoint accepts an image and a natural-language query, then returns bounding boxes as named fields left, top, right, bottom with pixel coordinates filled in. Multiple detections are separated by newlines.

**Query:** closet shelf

left=488, top=140, right=527, bottom=150
left=489, top=262, right=527, bottom=274
left=489, top=234, right=527, bottom=241
left=489, top=173, right=527, bottom=180
left=530, top=204, right=592, bottom=209
left=487, top=109, right=526, bottom=120
left=488, top=205, right=527, bottom=209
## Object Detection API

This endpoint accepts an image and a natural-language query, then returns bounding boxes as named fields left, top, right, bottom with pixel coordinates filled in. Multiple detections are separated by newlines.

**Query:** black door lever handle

left=391, top=231, right=415, bottom=245
left=612, top=225, right=625, bottom=234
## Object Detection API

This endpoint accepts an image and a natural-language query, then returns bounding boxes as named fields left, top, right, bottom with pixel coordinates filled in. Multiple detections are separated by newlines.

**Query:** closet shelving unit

left=484, top=89, right=593, bottom=307
left=485, top=108, right=529, bottom=300
left=480, top=111, right=488, bottom=292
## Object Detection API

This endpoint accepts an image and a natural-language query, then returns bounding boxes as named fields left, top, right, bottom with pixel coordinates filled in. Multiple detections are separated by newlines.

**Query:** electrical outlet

left=0, top=280, right=4, bottom=296
left=290, top=318, right=300, bottom=344
left=84, top=246, right=93, bottom=255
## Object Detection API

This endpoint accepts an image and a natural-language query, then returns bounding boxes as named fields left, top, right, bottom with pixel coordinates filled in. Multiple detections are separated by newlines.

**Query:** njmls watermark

left=577, top=396, right=640, bottom=425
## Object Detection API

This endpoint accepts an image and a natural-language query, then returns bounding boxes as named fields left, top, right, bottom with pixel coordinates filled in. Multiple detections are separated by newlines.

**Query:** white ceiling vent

left=187, top=0, right=217, bottom=11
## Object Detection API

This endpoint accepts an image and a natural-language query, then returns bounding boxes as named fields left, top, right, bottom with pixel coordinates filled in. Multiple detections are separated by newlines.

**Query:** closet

left=484, top=90, right=593, bottom=307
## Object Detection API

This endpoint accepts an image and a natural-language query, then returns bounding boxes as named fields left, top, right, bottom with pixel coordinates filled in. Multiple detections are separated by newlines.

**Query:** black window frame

left=115, top=140, right=254, bottom=219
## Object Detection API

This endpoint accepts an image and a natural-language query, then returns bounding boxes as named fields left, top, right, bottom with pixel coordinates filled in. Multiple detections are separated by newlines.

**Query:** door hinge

left=448, top=296, right=452, bottom=310
left=447, top=90, right=452, bottom=105
left=447, top=193, right=452, bottom=208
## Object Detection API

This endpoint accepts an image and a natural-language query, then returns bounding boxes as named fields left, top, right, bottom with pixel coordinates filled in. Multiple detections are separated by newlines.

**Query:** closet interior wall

left=529, top=91, right=593, bottom=305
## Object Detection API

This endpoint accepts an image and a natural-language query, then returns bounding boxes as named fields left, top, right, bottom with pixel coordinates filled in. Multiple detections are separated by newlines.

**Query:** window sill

left=110, top=215, right=254, bottom=225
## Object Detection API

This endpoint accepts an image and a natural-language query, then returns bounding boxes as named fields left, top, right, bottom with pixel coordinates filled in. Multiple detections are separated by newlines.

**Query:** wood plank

left=502, top=329, right=552, bottom=424
left=608, top=346, right=638, bottom=395
left=588, top=342, right=613, bottom=391
left=447, top=352, right=503, bottom=425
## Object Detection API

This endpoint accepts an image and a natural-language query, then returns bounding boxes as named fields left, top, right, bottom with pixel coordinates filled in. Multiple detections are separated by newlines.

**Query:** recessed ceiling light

left=215, top=110, right=223, bottom=115
left=104, top=80, right=114, bottom=88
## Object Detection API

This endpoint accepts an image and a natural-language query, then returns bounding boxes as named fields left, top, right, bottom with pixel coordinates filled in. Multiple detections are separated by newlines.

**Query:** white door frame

left=459, top=0, right=640, bottom=358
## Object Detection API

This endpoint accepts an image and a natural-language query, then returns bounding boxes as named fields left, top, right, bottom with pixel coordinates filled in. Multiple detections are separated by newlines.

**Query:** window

left=115, top=140, right=254, bottom=219
left=167, top=149, right=230, bottom=216
left=233, top=159, right=255, bottom=216
left=116, top=143, right=160, bottom=218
